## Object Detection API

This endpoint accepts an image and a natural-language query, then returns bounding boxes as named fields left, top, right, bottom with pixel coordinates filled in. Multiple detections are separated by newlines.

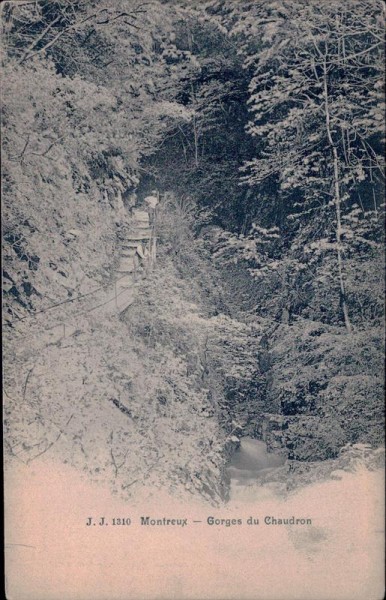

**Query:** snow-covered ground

left=5, top=458, right=384, bottom=600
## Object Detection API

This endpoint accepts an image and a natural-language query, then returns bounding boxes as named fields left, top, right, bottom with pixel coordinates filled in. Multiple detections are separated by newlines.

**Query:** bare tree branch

left=27, top=413, right=74, bottom=463
left=22, top=366, right=34, bottom=404
left=109, top=430, right=130, bottom=478
left=17, top=13, right=62, bottom=63
left=17, top=4, right=150, bottom=65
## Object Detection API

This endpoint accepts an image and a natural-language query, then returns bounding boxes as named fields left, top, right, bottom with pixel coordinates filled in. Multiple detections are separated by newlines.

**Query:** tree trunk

left=193, top=116, right=199, bottom=167
left=190, top=83, right=199, bottom=167
left=323, top=61, right=353, bottom=333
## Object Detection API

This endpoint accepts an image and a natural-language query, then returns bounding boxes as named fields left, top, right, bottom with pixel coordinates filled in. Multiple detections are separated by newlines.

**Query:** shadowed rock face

left=227, top=437, right=285, bottom=485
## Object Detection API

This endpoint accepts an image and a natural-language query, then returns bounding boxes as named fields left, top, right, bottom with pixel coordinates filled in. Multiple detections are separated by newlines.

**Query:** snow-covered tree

left=235, top=0, right=384, bottom=331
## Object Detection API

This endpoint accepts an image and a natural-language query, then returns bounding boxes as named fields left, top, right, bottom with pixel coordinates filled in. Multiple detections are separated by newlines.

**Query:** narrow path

left=22, top=206, right=155, bottom=346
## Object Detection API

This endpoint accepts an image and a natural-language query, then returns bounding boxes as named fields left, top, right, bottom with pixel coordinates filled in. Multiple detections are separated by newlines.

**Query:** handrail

left=6, top=206, right=155, bottom=343
left=14, top=272, right=132, bottom=322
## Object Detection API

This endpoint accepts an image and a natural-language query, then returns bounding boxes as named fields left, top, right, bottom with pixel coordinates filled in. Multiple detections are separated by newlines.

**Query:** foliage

left=236, top=0, right=384, bottom=330
left=264, top=319, right=384, bottom=460
left=2, top=0, right=384, bottom=501
left=144, top=5, right=256, bottom=230
left=1, top=0, right=204, bottom=320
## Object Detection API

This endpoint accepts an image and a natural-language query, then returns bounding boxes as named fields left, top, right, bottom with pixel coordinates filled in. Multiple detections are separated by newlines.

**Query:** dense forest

left=2, top=0, right=385, bottom=503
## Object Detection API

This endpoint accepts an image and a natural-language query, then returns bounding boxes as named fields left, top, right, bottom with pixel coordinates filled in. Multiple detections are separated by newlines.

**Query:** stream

left=227, top=437, right=286, bottom=488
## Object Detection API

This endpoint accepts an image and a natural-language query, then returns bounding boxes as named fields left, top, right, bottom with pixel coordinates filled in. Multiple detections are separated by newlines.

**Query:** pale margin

left=4, top=458, right=385, bottom=600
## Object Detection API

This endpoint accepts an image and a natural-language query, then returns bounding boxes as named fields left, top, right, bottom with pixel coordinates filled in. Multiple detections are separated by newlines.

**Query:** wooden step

left=121, top=248, right=137, bottom=257
left=133, top=222, right=151, bottom=230
left=132, top=210, right=150, bottom=222
left=121, top=243, right=151, bottom=252
left=116, top=275, right=133, bottom=289
left=133, top=215, right=150, bottom=223
left=127, top=230, right=152, bottom=240
left=117, top=257, right=137, bottom=272
left=116, top=266, right=136, bottom=274
left=121, top=240, right=141, bottom=248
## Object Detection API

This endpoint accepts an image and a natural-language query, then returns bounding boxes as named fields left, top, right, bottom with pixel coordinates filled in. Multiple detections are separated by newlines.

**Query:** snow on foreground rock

left=5, top=459, right=384, bottom=600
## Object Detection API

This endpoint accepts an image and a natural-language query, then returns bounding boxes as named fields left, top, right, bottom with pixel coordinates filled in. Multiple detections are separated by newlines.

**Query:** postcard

left=3, top=1, right=385, bottom=598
